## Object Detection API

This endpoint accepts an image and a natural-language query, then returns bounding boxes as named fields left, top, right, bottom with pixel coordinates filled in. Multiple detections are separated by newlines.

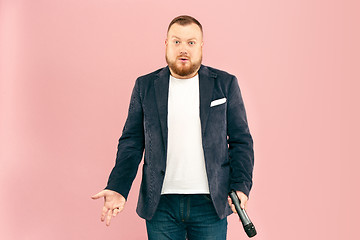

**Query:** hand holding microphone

left=228, top=190, right=257, bottom=238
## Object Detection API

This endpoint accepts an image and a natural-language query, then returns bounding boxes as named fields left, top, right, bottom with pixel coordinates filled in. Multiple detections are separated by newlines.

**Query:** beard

left=166, top=54, right=202, bottom=78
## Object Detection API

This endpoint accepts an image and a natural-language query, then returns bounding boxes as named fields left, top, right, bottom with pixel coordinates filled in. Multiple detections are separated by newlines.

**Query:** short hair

left=167, top=15, right=203, bottom=34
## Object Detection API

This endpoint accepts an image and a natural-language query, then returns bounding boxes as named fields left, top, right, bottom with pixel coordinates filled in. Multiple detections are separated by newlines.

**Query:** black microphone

left=229, top=190, right=257, bottom=238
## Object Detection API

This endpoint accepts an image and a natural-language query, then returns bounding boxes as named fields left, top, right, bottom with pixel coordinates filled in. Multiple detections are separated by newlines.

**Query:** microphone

left=229, top=190, right=257, bottom=238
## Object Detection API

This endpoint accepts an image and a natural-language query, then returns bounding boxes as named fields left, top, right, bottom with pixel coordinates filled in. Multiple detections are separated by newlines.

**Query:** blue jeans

left=146, top=194, right=227, bottom=240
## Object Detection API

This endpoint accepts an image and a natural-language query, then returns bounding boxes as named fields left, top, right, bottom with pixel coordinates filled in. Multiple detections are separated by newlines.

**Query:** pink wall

left=1, top=0, right=359, bottom=239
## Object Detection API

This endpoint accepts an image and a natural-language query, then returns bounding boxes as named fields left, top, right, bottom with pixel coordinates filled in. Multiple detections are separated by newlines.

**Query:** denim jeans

left=146, top=194, right=227, bottom=240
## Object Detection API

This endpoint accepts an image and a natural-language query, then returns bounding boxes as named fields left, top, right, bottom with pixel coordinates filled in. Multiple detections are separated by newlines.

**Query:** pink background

left=1, top=0, right=359, bottom=239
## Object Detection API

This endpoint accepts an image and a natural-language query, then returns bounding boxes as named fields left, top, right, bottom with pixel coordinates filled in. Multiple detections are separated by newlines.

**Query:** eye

left=189, top=41, right=195, bottom=45
left=174, top=40, right=180, bottom=44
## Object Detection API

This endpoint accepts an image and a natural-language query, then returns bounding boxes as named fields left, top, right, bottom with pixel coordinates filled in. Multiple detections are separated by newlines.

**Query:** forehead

left=167, top=23, right=203, bottom=40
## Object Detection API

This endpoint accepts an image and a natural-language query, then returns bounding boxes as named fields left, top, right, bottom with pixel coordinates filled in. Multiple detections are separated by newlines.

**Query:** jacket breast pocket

left=210, top=99, right=227, bottom=115
left=208, top=99, right=227, bottom=135
left=210, top=97, right=227, bottom=107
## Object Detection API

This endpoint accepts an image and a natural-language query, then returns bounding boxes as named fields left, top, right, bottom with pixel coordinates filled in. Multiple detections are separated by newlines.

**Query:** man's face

left=165, top=23, right=203, bottom=79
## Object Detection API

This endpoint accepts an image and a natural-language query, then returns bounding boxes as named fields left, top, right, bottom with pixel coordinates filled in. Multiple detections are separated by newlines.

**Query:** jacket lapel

left=154, top=65, right=216, bottom=152
left=154, top=67, right=170, bottom=152
left=198, top=65, right=216, bottom=138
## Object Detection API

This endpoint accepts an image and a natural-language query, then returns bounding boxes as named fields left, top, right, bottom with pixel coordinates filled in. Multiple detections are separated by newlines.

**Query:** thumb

left=91, top=190, right=105, bottom=199
left=236, top=192, right=248, bottom=209
left=240, top=201, right=246, bottom=209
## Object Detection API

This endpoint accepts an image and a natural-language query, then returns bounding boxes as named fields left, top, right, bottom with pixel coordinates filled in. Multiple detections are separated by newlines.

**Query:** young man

left=92, top=15, right=254, bottom=240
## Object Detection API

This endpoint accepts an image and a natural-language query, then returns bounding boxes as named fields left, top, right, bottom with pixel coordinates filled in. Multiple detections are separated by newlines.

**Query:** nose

left=179, top=43, right=188, bottom=55
left=180, top=50, right=188, bottom=55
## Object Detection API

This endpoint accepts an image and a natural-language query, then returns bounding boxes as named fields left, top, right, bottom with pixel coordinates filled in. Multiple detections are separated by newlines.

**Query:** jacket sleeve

left=227, top=76, right=254, bottom=197
left=105, top=78, right=145, bottom=200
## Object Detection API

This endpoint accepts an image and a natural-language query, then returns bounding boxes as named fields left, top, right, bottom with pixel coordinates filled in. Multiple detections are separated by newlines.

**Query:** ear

left=165, top=39, right=168, bottom=45
left=201, top=41, right=204, bottom=47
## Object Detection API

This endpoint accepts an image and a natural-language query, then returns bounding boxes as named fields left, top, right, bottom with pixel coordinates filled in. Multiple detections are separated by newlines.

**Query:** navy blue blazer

left=105, top=65, right=254, bottom=220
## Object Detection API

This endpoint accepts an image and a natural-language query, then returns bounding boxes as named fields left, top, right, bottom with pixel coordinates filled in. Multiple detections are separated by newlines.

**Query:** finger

left=227, top=196, right=232, bottom=206
left=239, top=196, right=248, bottom=209
left=112, top=208, right=119, bottom=217
left=228, top=199, right=239, bottom=218
left=239, top=199, right=245, bottom=209
left=231, top=204, right=237, bottom=214
left=91, top=191, right=105, bottom=199
left=241, top=200, right=247, bottom=210
left=106, top=208, right=113, bottom=226
left=114, top=202, right=126, bottom=215
left=236, top=192, right=248, bottom=209
left=101, top=206, right=108, bottom=222
left=227, top=197, right=237, bottom=214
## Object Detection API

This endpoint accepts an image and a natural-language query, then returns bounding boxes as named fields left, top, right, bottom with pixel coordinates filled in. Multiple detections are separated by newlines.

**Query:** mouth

left=178, top=57, right=189, bottom=62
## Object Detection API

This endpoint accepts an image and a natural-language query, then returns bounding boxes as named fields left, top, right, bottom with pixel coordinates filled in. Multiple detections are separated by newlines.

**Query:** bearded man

left=92, top=15, right=254, bottom=240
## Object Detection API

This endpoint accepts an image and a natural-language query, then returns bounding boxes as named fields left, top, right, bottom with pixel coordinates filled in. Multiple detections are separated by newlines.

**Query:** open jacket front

left=106, top=65, right=254, bottom=220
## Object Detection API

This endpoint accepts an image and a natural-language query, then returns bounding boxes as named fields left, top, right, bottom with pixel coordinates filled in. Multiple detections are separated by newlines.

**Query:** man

left=92, top=15, right=254, bottom=240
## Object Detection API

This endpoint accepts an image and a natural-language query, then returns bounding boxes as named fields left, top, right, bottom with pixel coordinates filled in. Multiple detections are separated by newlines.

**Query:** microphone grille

left=244, top=223, right=257, bottom=238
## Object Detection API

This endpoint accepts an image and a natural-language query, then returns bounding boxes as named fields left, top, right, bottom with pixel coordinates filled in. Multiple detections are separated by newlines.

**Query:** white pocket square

left=210, top=97, right=227, bottom=107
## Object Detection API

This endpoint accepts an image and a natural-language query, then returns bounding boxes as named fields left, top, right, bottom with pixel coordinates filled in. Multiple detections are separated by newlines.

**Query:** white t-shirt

left=161, top=74, right=210, bottom=194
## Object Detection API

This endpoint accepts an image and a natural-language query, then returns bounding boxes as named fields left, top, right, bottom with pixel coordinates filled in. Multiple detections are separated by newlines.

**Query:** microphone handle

left=229, top=190, right=257, bottom=238
left=229, top=190, right=251, bottom=225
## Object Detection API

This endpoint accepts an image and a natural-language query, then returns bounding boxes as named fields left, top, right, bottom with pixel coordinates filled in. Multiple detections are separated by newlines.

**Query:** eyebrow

left=171, top=36, right=197, bottom=41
